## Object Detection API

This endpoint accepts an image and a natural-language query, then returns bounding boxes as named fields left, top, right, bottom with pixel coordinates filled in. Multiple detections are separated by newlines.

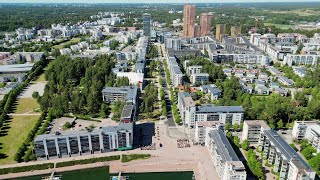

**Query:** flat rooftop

left=197, top=105, right=243, bottom=113
left=0, top=63, right=34, bottom=73
left=244, top=120, right=270, bottom=129
left=209, top=129, right=240, bottom=162
left=263, top=130, right=314, bottom=172
left=35, top=123, right=133, bottom=142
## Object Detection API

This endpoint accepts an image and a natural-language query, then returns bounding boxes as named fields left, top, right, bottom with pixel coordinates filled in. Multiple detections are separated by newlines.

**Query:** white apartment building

left=187, top=65, right=202, bottom=76
left=259, top=130, right=316, bottom=180
left=205, top=129, right=247, bottom=180
left=277, top=76, right=295, bottom=86
left=195, top=121, right=224, bottom=144
left=284, top=54, right=320, bottom=66
left=190, top=73, right=209, bottom=85
left=241, top=120, right=270, bottom=144
left=292, top=121, right=320, bottom=153
left=178, top=93, right=244, bottom=128
left=167, top=57, right=183, bottom=87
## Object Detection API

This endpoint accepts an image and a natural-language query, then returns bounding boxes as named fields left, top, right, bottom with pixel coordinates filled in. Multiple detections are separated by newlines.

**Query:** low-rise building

left=34, top=123, right=133, bottom=160
left=205, top=129, right=247, bottom=180
left=200, top=84, right=222, bottom=100
left=277, top=76, right=295, bottom=86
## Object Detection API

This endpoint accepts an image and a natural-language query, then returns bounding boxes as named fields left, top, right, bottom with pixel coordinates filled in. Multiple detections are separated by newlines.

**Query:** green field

left=53, top=38, right=80, bottom=49
left=0, top=115, right=40, bottom=165
left=264, top=23, right=296, bottom=30
left=13, top=98, right=40, bottom=114
left=32, top=73, right=46, bottom=82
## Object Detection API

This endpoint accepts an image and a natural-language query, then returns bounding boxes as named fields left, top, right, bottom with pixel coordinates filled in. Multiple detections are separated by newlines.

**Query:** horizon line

left=1, top=1, right=320, bottom=4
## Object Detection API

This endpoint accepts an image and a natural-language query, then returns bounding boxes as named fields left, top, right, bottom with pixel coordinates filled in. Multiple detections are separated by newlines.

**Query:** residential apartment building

left=178, top=92, right=244, bottom=128
left=187, top=65, right=202, bottom=75
left=259, top=130, right=316, bottom=180
left=216, top=24, right=226, bottom=42
left=142, top=13, right=151, bottom=37
left=200, top=13, right=212, bottom=36
left=165, top=38, right=181, bottom=51
left=284, top=54, right=320, bottom=66
left=231, top=26, right=241, bottom=37
left=167, top=57, right=184, bottom=87
left=183, top=5, right=196, bottom=38
left=277, top=76, right=295, bottom=86
left=195, top=121, right=224, bottom=144
left=205, top=129, right=247, bottom=180
left=200, top=84, right=221, bottom=100
left=34, top=123, right=133, bottom=160
left=101, top=86, right=138, bottom=123
left=241, top=120, right=270, bottom=144
left=292, top=121, right=320, bottom=153
left=190, top=73, right=209, bottom=85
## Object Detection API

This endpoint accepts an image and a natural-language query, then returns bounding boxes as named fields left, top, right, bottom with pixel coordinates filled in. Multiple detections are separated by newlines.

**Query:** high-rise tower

left=143, top=13, right=151, bottom=37
left=200, top=13, right=212, bottom=36
left=183, top=5, right=196, bottom=38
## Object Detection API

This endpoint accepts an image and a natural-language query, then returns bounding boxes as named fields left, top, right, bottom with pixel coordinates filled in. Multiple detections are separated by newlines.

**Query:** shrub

left=0, top=163, right=54, bottom=175
left=121, top=154, right=151, bottom=163
left=55, top=155, right=120, bottom=168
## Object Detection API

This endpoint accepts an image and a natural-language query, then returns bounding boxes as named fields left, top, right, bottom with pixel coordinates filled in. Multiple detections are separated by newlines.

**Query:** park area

left=0, top=75, right=44, bottom=165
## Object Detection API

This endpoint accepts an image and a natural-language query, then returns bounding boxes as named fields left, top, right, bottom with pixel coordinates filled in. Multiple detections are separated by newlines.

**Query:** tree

left=242, top=140, right=250, bottom=151
left=63, top=122, right=72, bottom=129
left=99, top=103, right=109, bottom=118
left=234, top=136, right=240, bottom=147
left=301, top=146, right=316, bottom=160
left=225, top=123, right=231, bottom=131
left=277, top=119, right=284, bottom=129
left=300, top=140, right=310, bottom=151
left=233, top=123, right=239, bottom=130
left=308, top=154, right=320, bottom=175
left=32, top=91, right=39, bottom=99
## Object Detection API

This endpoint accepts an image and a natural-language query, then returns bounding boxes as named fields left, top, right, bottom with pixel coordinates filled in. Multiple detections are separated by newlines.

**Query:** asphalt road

left=159, top=61, right=176, bottom=127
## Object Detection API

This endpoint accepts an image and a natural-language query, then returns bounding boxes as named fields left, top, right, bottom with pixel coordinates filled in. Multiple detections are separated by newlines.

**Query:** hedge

left=55, top=155, right=120, bottom=168
left=121, top=154, right=151, bottom=163
left=0, top=163, right=54, bottom=175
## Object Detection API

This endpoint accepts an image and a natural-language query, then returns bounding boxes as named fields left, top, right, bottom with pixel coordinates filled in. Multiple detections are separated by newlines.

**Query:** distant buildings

left=292, top=121, right=320, bottom=153
left=206, top=129, right=247, bottom=180
left=34, top=123, right=133, bottom=160
left=143, top=13, right=151, bottom=37
left=231, top=26, right=241, bottom=37
left=259, top=130, right=316, bottom=180
left=216, top=24, right=226, bottom=42
left=183, top=5, right=196, bottom=38
left=200, top=13, right=212, bottom=36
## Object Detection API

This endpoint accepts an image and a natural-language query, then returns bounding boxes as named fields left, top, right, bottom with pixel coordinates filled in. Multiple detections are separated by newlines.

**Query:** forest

left=39, top=54, right=120, bottom=118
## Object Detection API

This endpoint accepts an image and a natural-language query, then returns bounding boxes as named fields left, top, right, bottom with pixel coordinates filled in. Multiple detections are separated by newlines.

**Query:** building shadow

left=133, top=122, right=155, bottom=148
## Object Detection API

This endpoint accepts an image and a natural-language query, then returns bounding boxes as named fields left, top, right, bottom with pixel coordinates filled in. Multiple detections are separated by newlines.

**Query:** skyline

left=2, top=0, right=320, bottom=3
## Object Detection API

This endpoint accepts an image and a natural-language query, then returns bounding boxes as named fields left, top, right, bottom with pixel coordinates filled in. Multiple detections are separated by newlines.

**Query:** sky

left=1, top=0, right=320, bottom=3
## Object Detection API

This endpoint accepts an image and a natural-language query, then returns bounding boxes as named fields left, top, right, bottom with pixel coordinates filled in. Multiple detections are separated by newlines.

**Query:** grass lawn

left=53, top=38, right=80, bottom=49
left=121, top=154, right=151, bottom=163
left=264, top=23, right=295, bottom=30
left=13, top=98, right=40, bottom=114
left=32, top=73, right=46, bottom=82
left=0, top=115, right=40, bottom=165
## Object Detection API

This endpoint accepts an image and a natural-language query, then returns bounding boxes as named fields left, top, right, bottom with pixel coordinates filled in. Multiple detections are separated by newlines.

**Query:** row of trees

left=140, top=83, right=158, bottom=115
left=0, top=56, right=48, bottom=129
left=159, top=77, right=167, bottom=117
